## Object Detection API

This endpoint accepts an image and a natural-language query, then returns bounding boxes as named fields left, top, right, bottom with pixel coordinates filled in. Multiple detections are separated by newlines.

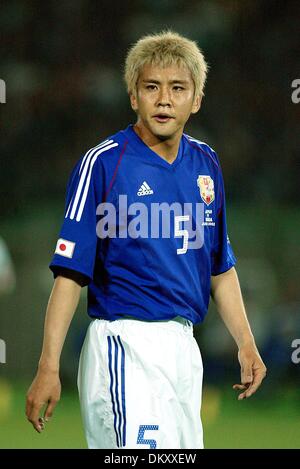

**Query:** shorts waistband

left=172, top=316, right=193, bottom=327
left=95, top=315, right=193, bottom=336
left=118, top=314, right=193, bottom=329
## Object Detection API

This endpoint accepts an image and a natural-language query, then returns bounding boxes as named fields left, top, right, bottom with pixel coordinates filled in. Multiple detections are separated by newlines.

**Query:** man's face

left=130, top=63, right=201, bottom=142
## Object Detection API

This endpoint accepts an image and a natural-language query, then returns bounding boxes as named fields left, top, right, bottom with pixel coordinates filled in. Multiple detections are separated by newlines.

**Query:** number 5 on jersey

left=175, top=215, right=190, bottom=255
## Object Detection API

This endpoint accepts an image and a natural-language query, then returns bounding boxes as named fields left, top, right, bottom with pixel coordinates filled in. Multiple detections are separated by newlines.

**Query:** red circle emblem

left=59, top=243, right=66, bottom=251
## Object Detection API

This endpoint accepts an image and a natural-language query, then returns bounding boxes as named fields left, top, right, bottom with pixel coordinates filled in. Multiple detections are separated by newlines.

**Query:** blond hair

left=124, top=30, right=208, bottom=98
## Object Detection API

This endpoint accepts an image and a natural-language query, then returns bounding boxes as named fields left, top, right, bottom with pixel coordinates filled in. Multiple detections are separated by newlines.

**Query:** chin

left=153, top=131, right=171, bottom=141
left=151, top=125, right=176, bottom=141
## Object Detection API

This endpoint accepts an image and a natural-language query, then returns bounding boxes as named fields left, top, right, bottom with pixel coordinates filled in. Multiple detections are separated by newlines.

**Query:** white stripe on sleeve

left=79, top=139, right=111, bottom=175
left=75, top=142, right=119, bottom=222
left=67, top=142, right=117, bottom=221
left=65, top=140, right=113, bottom=218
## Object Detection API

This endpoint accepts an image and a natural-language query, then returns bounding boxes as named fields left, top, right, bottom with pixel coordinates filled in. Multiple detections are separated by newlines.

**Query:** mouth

left=152, top=114, right=175, bottom=123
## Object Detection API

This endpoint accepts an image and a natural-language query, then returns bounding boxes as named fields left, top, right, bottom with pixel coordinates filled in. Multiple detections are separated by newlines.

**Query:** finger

left=241, top=369, right=266, bottom=398
left=25, top=397, right=33, bottom=420
left=27, top=403, right=45, bottom=432
left=240, top=363, right=253, bottom=386
left=233, top=383, right=250, bottom=400
left=38, top=417, right=45, bottom=430
left=25, top=400, right=41, bottom=432
left=44, top=399, right=57, bottom=421
left=232, top=384, right=247, bottom=390
left=237, top=390, right=249, bottom=400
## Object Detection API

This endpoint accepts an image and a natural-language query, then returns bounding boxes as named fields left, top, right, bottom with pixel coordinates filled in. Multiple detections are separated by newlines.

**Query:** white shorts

left=77, top=317, right=203, bottom=449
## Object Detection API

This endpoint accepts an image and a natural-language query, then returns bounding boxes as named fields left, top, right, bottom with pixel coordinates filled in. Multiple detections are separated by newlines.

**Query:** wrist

left=237, top=334, right=256, bottom=350
left=38, top=358, right=60, bottom=374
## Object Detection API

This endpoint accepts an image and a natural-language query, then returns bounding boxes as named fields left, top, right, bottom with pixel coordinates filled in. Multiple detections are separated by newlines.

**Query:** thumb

left=44, top=399, right=58, bottom=421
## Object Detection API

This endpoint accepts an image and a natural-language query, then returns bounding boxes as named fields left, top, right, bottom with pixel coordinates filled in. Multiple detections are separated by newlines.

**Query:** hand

left=233, top=343, right=267, bottom=400
left=26, top=367, right=61, bottom=433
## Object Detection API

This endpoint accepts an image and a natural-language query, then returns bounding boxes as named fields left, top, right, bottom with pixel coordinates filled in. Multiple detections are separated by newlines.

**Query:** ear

left=130, top=92, right=138, bottom=112
left=191, top=94, right=202, bottom=114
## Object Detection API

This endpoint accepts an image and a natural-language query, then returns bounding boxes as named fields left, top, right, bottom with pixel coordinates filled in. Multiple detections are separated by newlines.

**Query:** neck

left=133, top=122, right=182, bottom=164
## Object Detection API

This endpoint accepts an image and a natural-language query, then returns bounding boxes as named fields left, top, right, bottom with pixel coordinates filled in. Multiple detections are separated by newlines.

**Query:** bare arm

left=210, top=266, right=267, bottom=399
left=26, top=275, right=81, bottom=432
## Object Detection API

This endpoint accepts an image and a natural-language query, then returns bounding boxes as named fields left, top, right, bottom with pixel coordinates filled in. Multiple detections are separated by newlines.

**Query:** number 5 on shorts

left=137, top=425, right=159, bottom=448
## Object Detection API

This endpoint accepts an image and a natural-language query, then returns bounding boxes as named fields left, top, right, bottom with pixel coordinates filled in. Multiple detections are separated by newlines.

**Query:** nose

left=157, top=86, right=171, bottom=106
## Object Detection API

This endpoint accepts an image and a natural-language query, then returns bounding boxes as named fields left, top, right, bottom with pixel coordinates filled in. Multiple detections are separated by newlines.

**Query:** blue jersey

left=50, top=124, right=236, bottom=324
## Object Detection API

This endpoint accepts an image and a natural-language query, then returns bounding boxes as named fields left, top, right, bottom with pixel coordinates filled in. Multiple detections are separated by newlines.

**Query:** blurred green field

left=0, top=381, right=299, bottom=449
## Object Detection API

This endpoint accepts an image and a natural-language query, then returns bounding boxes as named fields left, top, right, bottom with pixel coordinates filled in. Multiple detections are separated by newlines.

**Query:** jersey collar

left=123, top=124, right=185, bottom=171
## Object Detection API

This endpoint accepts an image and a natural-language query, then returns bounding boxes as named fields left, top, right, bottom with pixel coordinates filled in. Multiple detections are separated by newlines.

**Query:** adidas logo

left=137, top=181, right=154, bottom=196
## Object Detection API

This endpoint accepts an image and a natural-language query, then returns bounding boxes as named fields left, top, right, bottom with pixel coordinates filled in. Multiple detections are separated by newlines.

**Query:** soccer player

left=26, top=31, right=266, bottom=449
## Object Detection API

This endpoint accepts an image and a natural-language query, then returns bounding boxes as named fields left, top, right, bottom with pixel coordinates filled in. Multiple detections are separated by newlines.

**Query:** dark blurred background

left=0, top=0, right=299, bottom=448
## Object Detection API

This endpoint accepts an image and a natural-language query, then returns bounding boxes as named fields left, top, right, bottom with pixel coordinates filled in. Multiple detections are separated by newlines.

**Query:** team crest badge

left=197, top=175, right=215, bottom=205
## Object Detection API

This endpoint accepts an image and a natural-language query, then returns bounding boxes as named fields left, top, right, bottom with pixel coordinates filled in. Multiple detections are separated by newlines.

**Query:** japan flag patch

left=55, top=238, right=75, bottom=258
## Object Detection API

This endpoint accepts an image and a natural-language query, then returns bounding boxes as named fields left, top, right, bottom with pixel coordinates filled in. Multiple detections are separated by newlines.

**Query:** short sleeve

left=211, top=165, right=237, bottom=276
left=49, top=155, right=103, bottom=283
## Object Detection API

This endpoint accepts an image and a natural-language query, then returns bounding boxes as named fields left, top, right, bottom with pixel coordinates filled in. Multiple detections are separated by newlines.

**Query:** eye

left=173, top=86, right=184, bottom=91
left=146, top=84, right=157, bottom=90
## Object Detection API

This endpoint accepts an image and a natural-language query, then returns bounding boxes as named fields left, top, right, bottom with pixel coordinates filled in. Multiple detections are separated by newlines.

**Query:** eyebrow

left=142, top=79, right=189, bottom=85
